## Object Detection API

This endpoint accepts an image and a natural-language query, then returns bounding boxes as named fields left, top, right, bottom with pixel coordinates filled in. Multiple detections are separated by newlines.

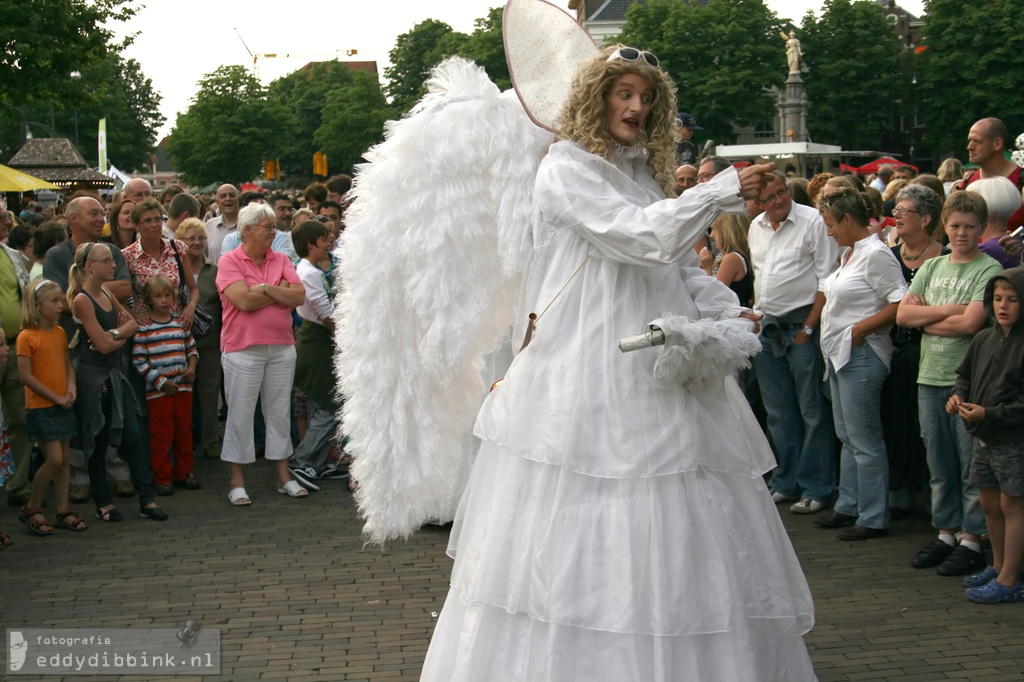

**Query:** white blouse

left=820, top=234, right=907, bottom=373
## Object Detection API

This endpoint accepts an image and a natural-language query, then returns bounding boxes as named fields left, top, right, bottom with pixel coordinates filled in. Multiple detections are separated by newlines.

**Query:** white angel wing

left=335, top=57, right=553, bottom=544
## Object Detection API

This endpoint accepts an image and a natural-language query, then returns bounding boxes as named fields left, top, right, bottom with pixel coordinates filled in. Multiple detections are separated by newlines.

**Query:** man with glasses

left=748, top=171, right=839, bottom=516
left=696, top=155, right=732, bottom=184
left=123, top=178, right=154, bottom=203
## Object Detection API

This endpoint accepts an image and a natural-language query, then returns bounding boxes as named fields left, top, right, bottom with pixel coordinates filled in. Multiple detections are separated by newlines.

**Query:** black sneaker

left=937, top=544, right=987, bottom=577
left=911, top=539, right=955, bottom=569
left=317, top=464, right=348, bottom=480
left=289, top=466, right=320, bottom=492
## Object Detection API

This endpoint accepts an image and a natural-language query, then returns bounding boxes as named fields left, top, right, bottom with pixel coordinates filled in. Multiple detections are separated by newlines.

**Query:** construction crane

left=235, top=29, right=358, bottom=78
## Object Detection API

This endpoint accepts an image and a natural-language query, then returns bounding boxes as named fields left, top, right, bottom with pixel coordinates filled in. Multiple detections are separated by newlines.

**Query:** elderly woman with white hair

left=216, top=203, right=306, bottom=505
left=967, top=176, right=1023, bottom=268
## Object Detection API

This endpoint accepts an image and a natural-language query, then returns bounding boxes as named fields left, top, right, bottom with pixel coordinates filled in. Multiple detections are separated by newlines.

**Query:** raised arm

left=536, top=145, right=771, bottom=266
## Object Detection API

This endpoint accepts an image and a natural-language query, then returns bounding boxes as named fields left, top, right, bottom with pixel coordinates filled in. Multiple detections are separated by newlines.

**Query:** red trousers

left=149, top=391, right=194, bottom=485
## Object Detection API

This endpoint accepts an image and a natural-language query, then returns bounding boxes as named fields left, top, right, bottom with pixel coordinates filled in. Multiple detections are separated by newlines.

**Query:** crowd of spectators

left=678, top=116, right=1024, bottom=602
left=0, top=173, right=354, bottom=546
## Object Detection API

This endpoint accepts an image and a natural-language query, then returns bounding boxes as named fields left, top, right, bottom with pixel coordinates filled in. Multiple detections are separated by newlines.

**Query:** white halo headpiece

left=503, top=0, right=599, bottom=132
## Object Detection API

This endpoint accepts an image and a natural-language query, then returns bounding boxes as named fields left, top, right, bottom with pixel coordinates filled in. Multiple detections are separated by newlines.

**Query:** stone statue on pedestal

left=780, top=30, right=802, bottom=74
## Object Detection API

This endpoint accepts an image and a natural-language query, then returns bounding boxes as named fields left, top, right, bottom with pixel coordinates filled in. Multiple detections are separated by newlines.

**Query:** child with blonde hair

left=133, top=275, right=200, bottom=495
left=16, top=279, right=80, bottom=534
left=69, top=242, right=168, bottom=522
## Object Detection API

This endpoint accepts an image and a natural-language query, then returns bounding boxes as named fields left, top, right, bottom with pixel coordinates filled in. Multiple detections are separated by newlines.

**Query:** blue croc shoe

left=965, top=579, right=1024, bottom=604
left=963, top=566, right=999, bottom=589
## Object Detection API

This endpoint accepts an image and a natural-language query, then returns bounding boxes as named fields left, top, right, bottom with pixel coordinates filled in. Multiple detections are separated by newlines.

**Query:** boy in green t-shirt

left=896, top=191, right=1002, bottom=577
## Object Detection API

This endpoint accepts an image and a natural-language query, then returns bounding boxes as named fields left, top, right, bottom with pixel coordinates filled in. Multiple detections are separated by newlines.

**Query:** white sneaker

left=790, top=498, right=824, bottom=514
left=289, top=466, right=320, bottom=492
left=771, top=491, right=798, bottom=504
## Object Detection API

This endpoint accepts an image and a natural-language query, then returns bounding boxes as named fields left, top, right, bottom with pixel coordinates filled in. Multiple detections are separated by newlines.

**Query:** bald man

left=123, top=178, right=154, bottom=203
left=958, top=117, right=1024, bottom=230
left=44, top=197, right=132, bottom=339
left=206, top=184, right=239, bottom=262
left=674, top=165, right=697, bottom=194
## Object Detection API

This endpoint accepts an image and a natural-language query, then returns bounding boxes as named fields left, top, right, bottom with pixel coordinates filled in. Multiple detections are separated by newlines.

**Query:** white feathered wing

left=335, top=57, right=553, bottom=544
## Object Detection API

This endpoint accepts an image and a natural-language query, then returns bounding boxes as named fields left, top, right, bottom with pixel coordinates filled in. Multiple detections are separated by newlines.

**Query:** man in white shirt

left=869, top=166, right=892, bottom=193
left=206, top=184, right=239, bottom=262
left=748, top=171, right=839, bottom=515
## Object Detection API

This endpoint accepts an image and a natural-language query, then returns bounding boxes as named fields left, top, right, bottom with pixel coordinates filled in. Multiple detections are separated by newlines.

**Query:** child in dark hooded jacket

left=949, top=266, right=1024, bottom=603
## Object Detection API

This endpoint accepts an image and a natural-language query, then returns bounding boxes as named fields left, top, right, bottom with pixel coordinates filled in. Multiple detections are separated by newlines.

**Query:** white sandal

left=228, top=487, right=251, bottom=506
left=277, top=480, right=309, bottom=498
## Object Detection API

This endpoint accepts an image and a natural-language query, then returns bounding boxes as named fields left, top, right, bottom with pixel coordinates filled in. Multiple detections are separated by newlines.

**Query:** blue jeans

left=829, top=345, right=890, bottom=529
left=753, top=330, right=836, bottom=503
left=290, top=399, right=337, bottom=472
left=917, top=384, right=985, bottom=535
left=88, top=381, right=156, bottom=508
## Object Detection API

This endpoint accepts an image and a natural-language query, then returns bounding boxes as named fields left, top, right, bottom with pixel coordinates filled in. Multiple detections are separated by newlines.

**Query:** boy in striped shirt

left=133, top=275, right=200, bottom=496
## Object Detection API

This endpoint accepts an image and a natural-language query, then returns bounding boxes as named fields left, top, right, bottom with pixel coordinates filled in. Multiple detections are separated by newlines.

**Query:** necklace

left=901, top=240, right=933, bottom=261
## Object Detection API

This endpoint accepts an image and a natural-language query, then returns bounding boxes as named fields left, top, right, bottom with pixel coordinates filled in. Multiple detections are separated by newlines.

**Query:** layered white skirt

left=421, top=372, right=817, bottom=681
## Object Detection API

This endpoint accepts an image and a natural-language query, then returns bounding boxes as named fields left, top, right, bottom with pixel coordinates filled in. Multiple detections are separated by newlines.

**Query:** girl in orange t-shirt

left=16, top=279, right=79, bottom=535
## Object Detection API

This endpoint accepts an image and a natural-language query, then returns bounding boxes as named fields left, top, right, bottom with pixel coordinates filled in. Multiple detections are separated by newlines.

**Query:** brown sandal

left=19, top=507, right=54, bottom=536
left=55, top=509, right=88, bottom=532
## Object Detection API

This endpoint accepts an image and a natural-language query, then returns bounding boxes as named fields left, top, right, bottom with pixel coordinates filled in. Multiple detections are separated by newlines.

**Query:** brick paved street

left=2, top=454, right=1023, bottom=681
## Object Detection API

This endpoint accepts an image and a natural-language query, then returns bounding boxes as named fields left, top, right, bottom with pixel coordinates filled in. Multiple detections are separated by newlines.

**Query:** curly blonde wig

left=557, top=44, right=679, bottom=196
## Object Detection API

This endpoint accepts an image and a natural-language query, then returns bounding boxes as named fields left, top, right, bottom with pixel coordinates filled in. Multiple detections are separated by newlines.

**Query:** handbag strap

left=169, top=240, right=189, bottom=304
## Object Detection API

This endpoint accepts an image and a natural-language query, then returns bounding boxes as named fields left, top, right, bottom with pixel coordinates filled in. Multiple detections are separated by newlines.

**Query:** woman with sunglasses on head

left=419, top=43, right=816, bottom=682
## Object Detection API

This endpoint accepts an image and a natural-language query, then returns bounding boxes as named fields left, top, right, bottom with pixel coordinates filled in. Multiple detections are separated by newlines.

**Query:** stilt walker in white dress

left=336, top=2, right=817, bottom=680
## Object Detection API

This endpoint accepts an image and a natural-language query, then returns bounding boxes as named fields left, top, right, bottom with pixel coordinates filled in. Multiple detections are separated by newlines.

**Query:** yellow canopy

left=0, top=164, right=58, bottom=191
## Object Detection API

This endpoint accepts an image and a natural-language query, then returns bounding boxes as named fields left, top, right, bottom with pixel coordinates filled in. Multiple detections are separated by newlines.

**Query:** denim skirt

left=26, top=405, right=79, bottom=442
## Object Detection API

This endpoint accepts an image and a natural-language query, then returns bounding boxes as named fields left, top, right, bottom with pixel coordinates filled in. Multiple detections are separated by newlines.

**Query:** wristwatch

left=110, top=329, right=121, bottom=341
left=260, top=283, right=268, bottom=295
left=801, top=325, right=815, bottom=337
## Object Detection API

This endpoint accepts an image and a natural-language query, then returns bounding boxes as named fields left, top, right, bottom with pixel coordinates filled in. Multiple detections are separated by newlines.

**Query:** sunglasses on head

left=607, top=47, right=660, bottom=69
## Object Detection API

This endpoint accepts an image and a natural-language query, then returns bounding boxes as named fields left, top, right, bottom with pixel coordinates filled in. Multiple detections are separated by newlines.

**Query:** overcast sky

left=112, top=0, right=924, bottom=140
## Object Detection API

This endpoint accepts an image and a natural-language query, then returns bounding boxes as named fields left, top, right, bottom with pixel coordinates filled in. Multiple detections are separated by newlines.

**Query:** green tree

left=618, top=0, right=786, bottom=144
left=451, top=7, right=510, bottom=91
left=267, top=62, right=363, bottom=179
left=314, top=70, right=395, bottom=175
left=916, top=0, right=1024, bottom=159
left=384, top=19, right=467, bottom=113
left=167, top=65, right=293, bottom=187
left=0, top=0, right=137, bottom=103
left=0, top=50, right=163, bottom=171
left=68, top=52, right=164, bottom=171
left=798, top=0, right=907, bottom=152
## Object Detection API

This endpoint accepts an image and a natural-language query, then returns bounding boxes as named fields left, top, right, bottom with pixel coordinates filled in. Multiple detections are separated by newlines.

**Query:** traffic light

left=313, top=152, right=328, bottom=177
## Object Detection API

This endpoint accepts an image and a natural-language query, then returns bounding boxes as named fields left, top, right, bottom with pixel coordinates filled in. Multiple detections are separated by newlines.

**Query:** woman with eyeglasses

left=68, top=242, right=168, bottom=523
left=175, top=218, right=223, bottom=461
left=216, top=204, right=306, bottom=505
left=881, top=184, right=947, bottom=519
left=121, top=198, right=199, bottom=330
left=419, top=43, right=815, bottom=681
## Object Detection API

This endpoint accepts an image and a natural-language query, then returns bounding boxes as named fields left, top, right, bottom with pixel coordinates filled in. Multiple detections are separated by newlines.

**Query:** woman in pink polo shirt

left=216, top=204, right=306, bottom=505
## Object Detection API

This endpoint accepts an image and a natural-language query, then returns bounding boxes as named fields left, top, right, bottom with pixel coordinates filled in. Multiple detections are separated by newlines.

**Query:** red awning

left=240, top=182, right=262, bottom=192
left=855, top=156, right=918, bottom=174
